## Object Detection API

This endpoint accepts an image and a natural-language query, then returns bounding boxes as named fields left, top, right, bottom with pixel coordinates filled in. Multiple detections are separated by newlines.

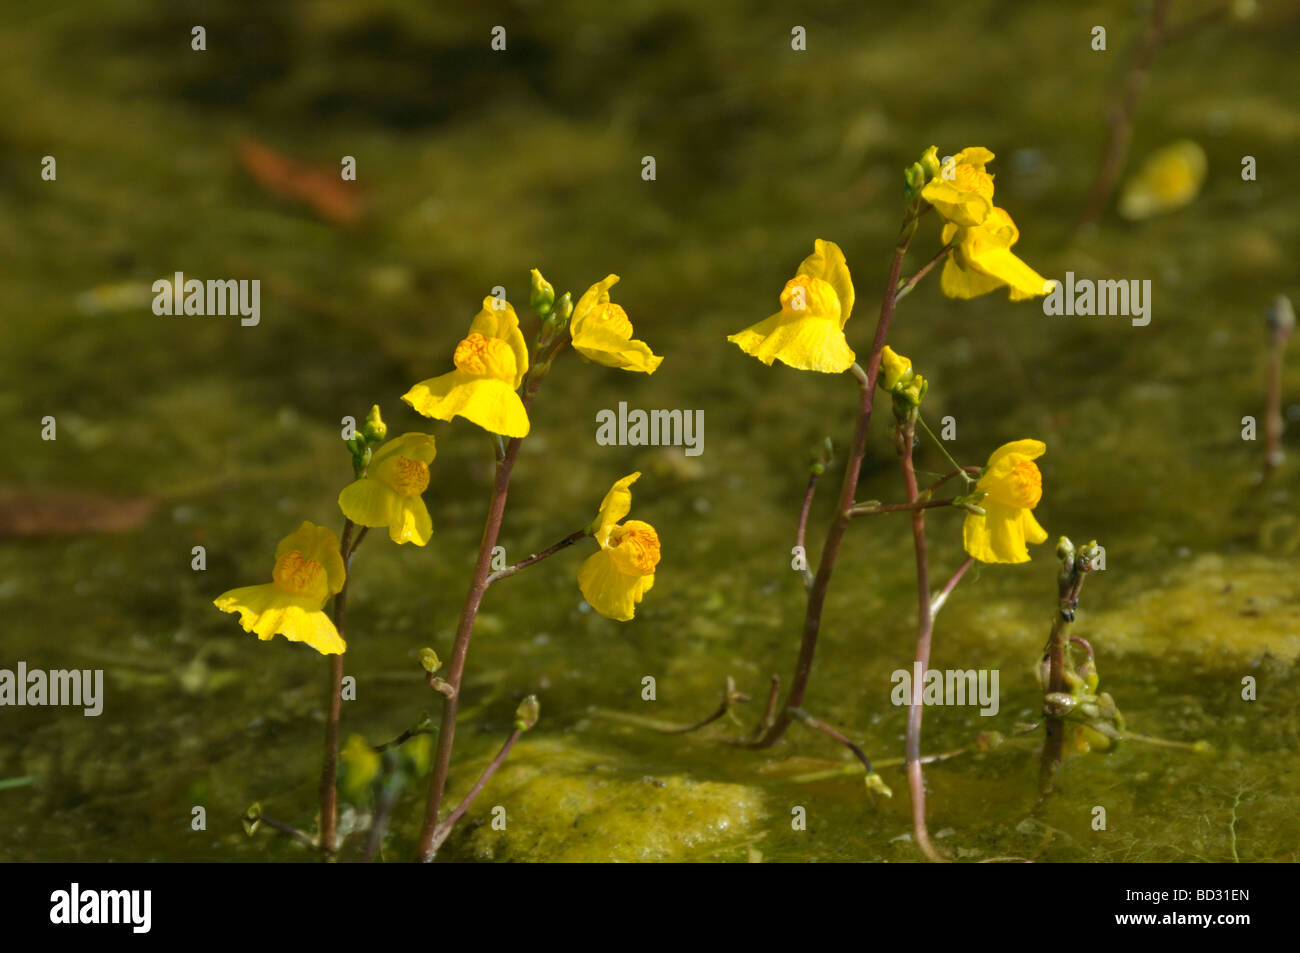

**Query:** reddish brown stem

left=425, top=727, right=523, bottom=857
left=485, top=529, right=587, bottom=586
left=749, top=211, right=920, bottom=748
left=318, top=517, right=355, bottom=855
left=415, top=345, right=557, bottom=862
left=899, top=419, right=946, bottom=863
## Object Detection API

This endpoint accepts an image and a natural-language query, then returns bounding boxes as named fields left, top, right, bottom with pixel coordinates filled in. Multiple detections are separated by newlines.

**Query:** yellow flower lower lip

left=388, top=456, right=430, bottom=497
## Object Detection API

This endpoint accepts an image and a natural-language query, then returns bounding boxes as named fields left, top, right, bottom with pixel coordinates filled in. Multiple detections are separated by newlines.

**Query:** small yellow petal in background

left=1119, top=140, right=1207, bottom=221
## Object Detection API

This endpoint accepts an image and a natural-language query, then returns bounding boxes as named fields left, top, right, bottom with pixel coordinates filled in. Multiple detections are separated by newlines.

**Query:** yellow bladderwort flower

left=213, top=521, right=347, bottom=655
left=570, top=274, right=662, bottom=373
left=963, top=440, right=1049, bottom=565
left=879, top=345, right=913, bottom=391
left=338, top=432, right=437, bottom=546
left=727, top=239, right=857, bottom=373
left=940, top=208, right=1051, bottom=301
left=402, top=296, right=531, bottom=438
left=921, top=147, right=997, bottom=227
left=1118, top=140, right=1207, bottom=220
left=578, top=472, right=660, bottom=621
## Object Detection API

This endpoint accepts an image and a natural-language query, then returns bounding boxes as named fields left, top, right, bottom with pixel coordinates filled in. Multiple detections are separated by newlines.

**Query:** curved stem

left=425, top=726, right=523, bottom=857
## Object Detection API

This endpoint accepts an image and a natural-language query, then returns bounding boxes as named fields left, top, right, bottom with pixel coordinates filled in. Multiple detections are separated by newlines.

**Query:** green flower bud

left=362, top=404, right=387, bottom=445
left=515, top=693, right=540, bottom=731
left=553, top=291, right=573, bottom=322
left=530, top=268, right=555, bottom=316
left=904, top=162, right=925, bottom=200
left=418, top=648, right=442, bottom=674
left=919, top=145, right=941, bottom=181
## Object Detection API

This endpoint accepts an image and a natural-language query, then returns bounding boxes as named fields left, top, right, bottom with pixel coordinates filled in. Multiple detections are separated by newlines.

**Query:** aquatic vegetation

left=213, top=270, right=663, bottom=861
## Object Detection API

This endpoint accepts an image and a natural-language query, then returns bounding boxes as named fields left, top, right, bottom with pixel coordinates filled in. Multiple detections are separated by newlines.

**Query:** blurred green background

left=2, top=0, right=1299, bottom=861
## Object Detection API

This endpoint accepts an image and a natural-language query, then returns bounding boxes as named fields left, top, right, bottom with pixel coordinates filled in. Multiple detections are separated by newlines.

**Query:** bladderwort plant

left=215, top=268, right=665, bottom=861
left=663, top=145, right=1059, bottom=861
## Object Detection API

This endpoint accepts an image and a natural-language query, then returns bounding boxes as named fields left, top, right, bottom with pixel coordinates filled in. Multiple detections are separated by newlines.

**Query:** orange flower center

left=780, top=275, right=839, bottom=318
left=608, top=522, right=661, bottom=576
left=272, top=550, right=328, bottom=597
left=388, top=456, right=430, bottom=497
left=1003, top=459, right=1043, bottom=508
left=453, top=332, right=517, bottom=381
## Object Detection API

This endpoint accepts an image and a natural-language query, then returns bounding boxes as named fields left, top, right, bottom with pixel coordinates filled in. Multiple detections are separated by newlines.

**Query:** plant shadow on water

left=1, top=0, right=1299, bottom=861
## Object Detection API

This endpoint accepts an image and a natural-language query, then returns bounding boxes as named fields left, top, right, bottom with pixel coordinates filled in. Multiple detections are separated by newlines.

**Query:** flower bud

left=515, top=693, right=540, bottom=731
left=553, top=291, right=573, bottom=322
left=919, top=145, right=941, bottom=180
left=878, top=346, right=915, bottom=392
left=242, top=802, right=263, bottom=836
left=417, top=648, right=442, bottom=674
left=530, top=268, right=555, bottom=316
left=362, top=404, right=387, bottom=444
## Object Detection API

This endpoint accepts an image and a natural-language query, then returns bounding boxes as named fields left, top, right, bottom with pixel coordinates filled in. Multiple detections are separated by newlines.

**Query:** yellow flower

left=402, top=296, right=531, bottom=438
left=727, top=239, right=857, bottom=373
left=213, top=521, right=347, bottom=655
left=879, top=345, right=914, bottom=391
left=338, top=432, right=437, bottom=545
left=570, top=275, right=662, bottom=373
left=940, top=208, right=1051, bottom=301
left=962, top=440, right=1049, bottom=565
left=578, top=472, right=660, bottom=621
left=921, top=147, right=997, bottom=227
left=1118, top=140, right=1207, bottom=220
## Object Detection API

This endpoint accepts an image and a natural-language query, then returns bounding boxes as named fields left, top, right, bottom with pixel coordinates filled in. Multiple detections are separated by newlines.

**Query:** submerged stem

left=899, top=418, right=946, bottom=863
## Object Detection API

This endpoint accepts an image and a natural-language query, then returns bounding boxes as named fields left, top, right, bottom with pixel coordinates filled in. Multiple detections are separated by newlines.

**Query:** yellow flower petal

left=962, top=440, right=1048, bottom=564
left=921, top=147, right=997, bottom=227
left=578, top=548, right=655, bottom=621
left=468, top=297, right=529, bottom=388
left=727, top=314, right=855, bottom=373
left=728, top=240, right=856, bottom=373
left=592, top=472, right=640, bottom=544
left=339, top=476, right=396, bottom=531
left=213, top=583, right=346, bottom=654
left=571, top=275, right=663, bottom=374
left=274, top=521, right=345, bottom=597
left=403, top=371, right=530, bottom=438
left=796, top=239, right=855, bottom=327
left=371, top=432, right=437, bottom=466
left=1118, top=140, right=1207, bottom=220
left=391, top=497, right=433, bottom=546
left=941, top=208, right=1050, bottom=301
